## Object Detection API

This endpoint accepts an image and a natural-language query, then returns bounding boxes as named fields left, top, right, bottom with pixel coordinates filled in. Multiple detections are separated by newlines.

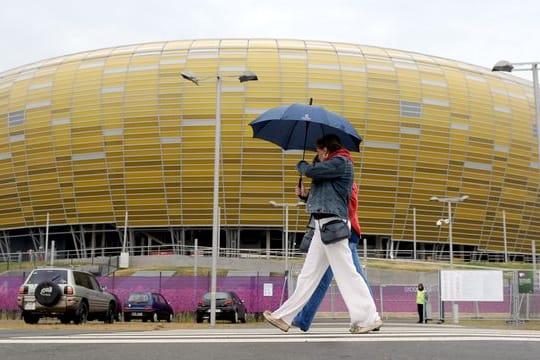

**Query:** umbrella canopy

left=249, top=104, right=362, bottom=152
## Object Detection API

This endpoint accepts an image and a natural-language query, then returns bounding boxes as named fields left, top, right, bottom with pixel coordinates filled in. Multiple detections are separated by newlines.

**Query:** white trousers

left=272, top=218, right=379, bottom=327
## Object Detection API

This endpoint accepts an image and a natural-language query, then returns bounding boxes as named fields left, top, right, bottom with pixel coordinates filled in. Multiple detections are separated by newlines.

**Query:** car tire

left=231, top=310, right=238, bottom=324
left=73, top=302, right=88, bottom=325
left=22, top=312, right=40, bottom=324
left=167, top=313, right=173, bottom=323
left=60, top=315, right=72, bottom=324
left=124, top=314, right=131, bottom=322
left=34, top=281, right=62, bottom=307
left=104, top=303, right=115, bottom=324
left=196, top=314, right=203, bottom=323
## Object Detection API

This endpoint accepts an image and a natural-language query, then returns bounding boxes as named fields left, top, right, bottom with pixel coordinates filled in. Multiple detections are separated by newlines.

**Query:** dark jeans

left=292, top=231, right=374, bottom=331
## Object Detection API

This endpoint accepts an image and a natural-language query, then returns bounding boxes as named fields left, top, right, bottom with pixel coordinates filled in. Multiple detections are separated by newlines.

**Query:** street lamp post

left=430, top=195, right=469, bottom=267
left=269, top=201, right=305, bottom=272
left=492, top=61, right=540, bottom=169
left=269, top=200, right=304, bottom=301
left=181, top=70, right=258, bottom=327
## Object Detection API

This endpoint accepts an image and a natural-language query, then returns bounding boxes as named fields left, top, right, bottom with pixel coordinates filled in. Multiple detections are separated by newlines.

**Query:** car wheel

left=167, top=313, right=173, bottom=323
left=124, top=314, right=131, bottom=322
left=151, top=312, right=158, bottom=322
left=231, top=310, right=238, bottom=324
left=104, top=303, right=115, bottom=324
left=196, top=314, right=203, bottom=323
left=60, top=315, right=72, bottom=324
left=22, top=312, right=39, bottom=324
left=73, top=302, right=88, bottom=325
left=34, top=281, right=62, bottom=307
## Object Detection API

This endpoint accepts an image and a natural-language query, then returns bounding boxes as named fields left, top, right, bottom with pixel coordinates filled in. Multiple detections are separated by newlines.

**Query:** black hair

left=318, top=134, right=343, bottom=153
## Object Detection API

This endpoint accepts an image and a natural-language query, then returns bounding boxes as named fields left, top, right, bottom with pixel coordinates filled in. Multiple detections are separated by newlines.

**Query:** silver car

left=17, top=267, right=118, bottom=324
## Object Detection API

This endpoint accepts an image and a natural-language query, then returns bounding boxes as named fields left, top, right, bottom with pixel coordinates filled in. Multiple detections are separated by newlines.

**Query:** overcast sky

left=1, top=0, right=538, bottom=80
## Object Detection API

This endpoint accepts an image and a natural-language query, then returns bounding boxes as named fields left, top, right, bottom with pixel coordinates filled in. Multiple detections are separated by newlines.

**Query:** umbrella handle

left=298, top=175, right=303, bottom=188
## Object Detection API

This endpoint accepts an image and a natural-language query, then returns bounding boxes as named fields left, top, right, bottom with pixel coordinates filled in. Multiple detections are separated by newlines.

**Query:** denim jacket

left=299, top=155, right=353, bottom=219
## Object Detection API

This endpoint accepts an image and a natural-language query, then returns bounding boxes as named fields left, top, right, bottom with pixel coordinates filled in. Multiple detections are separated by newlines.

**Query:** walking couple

left=263, top=133, right=382, bottom=334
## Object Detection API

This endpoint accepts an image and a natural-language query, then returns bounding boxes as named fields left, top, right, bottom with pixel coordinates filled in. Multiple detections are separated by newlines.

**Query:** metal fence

left=314, top=270, right=540, bottom=322
left=2, top=270, right=539, bottom=322
left=1, top=244, right=539, bottom=268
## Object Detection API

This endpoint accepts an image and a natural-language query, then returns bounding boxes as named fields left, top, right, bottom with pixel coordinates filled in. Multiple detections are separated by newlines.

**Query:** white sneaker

left=350, top=319, right=383, bottom=334
left=263, top=310, right=290, bottom=332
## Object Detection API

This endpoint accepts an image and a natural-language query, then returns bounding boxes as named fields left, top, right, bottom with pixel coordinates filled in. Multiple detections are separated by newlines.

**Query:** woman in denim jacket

left=264, top=134, right=382, bottom=334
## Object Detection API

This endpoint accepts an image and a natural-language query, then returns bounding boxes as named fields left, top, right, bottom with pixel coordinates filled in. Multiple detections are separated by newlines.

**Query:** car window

left=87, top=275, right=100, bottom=291
left=74, top=272, right=92, bottom=289
left=203, top=292, right=230, bottom=300
left=27, top=269, right=68, bottom=284
left=128, top=293, right=149, bottom=303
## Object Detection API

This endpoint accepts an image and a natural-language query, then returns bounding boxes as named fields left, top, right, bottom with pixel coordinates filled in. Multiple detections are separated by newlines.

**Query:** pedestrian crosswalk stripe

left=1, top=323, right=539, bottom=344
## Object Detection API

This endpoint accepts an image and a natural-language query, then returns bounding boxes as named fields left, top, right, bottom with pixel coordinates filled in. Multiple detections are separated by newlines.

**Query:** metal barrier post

left=379, top=285, right=384, bottom=319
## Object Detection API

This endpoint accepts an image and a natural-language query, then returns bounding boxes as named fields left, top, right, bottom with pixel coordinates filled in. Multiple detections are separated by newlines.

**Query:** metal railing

left=1, top=244, right=539, bottom=269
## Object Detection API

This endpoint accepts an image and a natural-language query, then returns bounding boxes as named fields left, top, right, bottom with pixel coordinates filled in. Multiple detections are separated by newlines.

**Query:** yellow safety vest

left=416, top=289, right=426, bottom=305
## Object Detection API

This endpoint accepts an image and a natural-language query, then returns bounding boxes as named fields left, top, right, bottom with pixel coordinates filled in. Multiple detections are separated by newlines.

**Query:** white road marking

left=2, top=324, right=540, bottom=344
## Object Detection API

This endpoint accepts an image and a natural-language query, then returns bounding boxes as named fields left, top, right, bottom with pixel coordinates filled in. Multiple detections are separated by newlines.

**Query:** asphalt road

left=1, top=320, right=539, bottom=360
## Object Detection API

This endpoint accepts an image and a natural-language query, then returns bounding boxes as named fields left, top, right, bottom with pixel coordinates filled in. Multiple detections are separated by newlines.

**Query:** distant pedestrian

left=416, top=283, right=427, bottom=323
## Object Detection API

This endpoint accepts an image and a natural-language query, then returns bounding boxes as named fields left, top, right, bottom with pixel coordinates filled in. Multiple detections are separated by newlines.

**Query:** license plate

left=24, top=302, right=36, bottom=310
left=207, top=309, right=221, bottom=313
left=132, top=312, right=143, bottom=316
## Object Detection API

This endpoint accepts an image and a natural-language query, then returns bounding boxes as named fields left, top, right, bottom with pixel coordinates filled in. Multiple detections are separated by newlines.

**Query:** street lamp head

left=269, top=200, right=278, bottom=207
left=460, top=195, right=469, bottom=201
left=492, top=60, right=514, bottom=73
left=238, top=71, right=258, bottom=83
left=181, top=72, right=199, bottom=85
left=429, top=196, right=439, bottom=201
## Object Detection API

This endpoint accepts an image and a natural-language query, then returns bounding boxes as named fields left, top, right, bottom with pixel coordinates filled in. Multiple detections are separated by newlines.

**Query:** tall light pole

left=181, top=70, right=258, bottom=327
left=430, top=195, right=469, bottom=267
left=492, top=61, right=540, bottom=169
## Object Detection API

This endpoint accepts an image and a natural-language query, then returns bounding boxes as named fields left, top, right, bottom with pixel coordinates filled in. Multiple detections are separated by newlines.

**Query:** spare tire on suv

left=34, top=281, right=62, bottom=306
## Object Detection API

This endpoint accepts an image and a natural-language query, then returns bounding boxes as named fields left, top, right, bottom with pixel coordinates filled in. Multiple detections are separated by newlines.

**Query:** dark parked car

left=123, top=292, right=174, bottom=322
left=196, top=291, right=247, bottom=323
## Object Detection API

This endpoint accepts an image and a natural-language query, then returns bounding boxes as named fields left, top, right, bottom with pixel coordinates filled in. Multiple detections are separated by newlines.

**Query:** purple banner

left=1, top=275, right=286, bottom=313
left=0, top=276, right=26, bottom=310
left=2, top=275, right=535, bottom=315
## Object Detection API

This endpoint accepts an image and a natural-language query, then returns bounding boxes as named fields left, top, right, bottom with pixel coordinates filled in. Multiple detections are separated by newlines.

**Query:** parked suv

left=17, top=267, right=118, bottom=324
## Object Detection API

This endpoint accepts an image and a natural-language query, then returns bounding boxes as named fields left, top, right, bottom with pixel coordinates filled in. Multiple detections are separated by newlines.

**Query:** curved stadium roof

left=0, top=38, right=538, bottom=254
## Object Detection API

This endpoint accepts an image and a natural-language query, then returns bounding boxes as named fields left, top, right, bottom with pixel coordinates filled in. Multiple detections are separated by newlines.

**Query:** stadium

left=0, top=38, right=538, bottom=261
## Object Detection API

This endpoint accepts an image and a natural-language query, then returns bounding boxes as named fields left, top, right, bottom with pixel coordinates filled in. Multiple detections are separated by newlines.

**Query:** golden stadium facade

left=0, top=39, right=538, bottom=257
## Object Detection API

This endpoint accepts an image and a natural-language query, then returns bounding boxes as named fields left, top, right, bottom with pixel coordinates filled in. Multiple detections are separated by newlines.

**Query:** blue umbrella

left=249, top=103, right=362, bottom=156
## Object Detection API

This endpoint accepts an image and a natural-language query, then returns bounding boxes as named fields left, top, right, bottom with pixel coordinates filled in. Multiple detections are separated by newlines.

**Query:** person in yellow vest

left=416, top=283, right=427, bottom=323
